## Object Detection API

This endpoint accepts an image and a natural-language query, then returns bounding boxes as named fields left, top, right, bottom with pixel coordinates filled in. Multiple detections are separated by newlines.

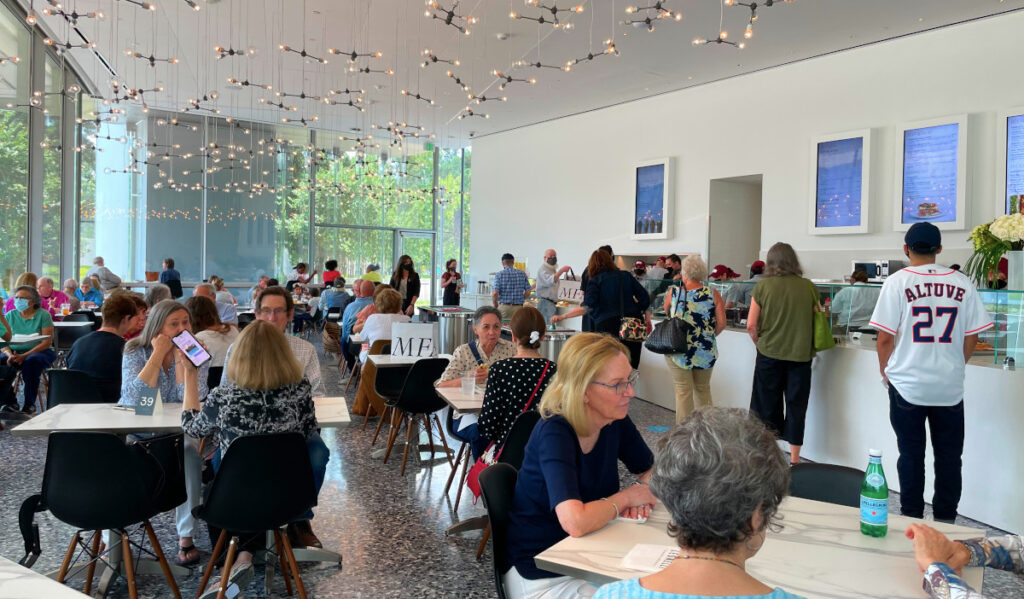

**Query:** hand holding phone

left=172, top=330, right=212, bottom=368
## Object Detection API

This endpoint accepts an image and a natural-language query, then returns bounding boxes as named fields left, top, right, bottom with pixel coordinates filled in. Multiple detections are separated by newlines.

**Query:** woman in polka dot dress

left=478, top=307, right=558, bottom=457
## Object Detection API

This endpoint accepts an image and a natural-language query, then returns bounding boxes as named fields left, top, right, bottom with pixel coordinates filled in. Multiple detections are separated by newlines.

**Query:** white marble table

left=0, top=556, right=88, bottom=598
left=368, top=353, right=452, bottom=367
left=535, top=496, right=985, bottom=599
left=52, top=321, right=92, bottom=328
left=14, top=399, right=350, bottom=437
left=349, top=333, right=364, bottom=345
left=435, top=385, right=484, bottom=414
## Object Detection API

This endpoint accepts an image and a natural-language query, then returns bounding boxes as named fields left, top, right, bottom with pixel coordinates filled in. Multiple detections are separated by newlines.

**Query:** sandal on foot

left=176, top=544, right=201, bottom=567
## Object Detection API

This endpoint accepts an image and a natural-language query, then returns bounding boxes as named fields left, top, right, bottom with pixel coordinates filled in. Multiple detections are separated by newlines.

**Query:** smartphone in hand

left=172, top=330, right=212, bottom=368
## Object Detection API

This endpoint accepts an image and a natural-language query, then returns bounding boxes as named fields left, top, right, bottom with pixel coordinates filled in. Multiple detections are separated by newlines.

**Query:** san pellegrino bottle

left=860, top=449, right=888, bottom=537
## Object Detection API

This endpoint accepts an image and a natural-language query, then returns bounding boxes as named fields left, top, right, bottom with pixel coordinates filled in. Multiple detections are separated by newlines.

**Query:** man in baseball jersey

left=869, top=222, right=992, bottom=522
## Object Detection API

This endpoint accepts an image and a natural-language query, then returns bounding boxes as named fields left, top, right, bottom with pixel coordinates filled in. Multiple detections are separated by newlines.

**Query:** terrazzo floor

left=0, top=338, right=1021, bottom=598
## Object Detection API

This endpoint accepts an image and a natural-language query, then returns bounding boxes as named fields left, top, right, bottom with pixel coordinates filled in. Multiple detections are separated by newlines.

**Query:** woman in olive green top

left=746, top=243, right=817, bottom=465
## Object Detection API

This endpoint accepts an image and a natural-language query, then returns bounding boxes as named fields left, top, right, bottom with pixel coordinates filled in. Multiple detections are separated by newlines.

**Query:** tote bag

left=811, top=283, right=836, bottom=352
left=644, top=282, right=694, bottom=355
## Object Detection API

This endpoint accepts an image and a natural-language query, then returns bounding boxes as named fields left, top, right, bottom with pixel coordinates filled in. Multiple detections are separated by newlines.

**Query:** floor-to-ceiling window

left=0, top=3, right=30, bottom=291
left=39, top=54, right=62, bottom=280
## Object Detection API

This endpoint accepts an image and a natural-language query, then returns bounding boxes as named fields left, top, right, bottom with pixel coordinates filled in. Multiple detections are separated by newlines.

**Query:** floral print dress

left=667, top=285, right=718, bottom=370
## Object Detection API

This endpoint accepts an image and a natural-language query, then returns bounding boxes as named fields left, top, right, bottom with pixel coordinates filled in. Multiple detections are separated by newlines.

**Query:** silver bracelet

left=602, top=498, right=619, bottom=518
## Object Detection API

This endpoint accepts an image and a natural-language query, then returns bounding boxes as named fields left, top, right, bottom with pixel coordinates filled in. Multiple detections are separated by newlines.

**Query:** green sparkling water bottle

left=860, top=449, right=888, bottom=537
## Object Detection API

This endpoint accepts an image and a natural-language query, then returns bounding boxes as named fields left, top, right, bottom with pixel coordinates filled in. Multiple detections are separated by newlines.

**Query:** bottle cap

left=868, top=448, right=882, bottom=457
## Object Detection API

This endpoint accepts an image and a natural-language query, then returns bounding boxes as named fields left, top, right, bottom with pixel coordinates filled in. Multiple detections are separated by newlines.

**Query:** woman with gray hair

left=0, top=286, right=55, bottom=415
left=437, top=305, right=515, bottom=387
left=662, top=255, right=725, bottom=423
left=144, top=283, right=173, bottom=308
left=62, top=279, right=82, bottom=312
left=120, top=299, right=209, bottom=567
left=746, top=242, right=818, bottom=465
left=594, top=408, right=803, bottom=599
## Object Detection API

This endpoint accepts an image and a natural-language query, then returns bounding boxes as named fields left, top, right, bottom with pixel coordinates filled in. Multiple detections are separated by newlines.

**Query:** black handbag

left=644, top=281, right=694, bottom=355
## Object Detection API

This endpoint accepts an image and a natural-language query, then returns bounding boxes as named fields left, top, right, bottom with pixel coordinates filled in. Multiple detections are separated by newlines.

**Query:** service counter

left=633, top=326, right=1024, bottom=534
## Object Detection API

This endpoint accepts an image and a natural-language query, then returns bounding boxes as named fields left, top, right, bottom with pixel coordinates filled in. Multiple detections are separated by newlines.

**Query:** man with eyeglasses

left=220, top=286, right=328, bottom=549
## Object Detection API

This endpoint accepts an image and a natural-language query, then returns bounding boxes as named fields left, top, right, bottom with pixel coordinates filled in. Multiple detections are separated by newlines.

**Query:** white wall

left=469, top=12, right=1024, bottom=279
left=708, top=180, right=762, bottom=273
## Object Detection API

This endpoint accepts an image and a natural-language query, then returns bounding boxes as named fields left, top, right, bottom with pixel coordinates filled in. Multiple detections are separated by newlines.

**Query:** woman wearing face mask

left=440, top=259, right=462, bottom=306
left=0, top=286, right=55, bottom=415
left=389, top=255, right=421, bottom=317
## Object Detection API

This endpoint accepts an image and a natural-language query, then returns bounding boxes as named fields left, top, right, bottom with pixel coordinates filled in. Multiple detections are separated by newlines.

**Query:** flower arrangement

left=965, top=214, right=1024, bottom=286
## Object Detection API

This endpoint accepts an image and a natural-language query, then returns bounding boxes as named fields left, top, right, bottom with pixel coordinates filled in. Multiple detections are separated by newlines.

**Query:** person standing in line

left=746, top=242, right=817, bottom=465
left=869, top=223, right=992, bottom=523
left=85, top=256, right=122, bottom=291
left=664, top=256, right=725, bottom=423
left=578, top=245, right=614, bottom=332
left=492, top=253, right=532, bottom=321
left=440, top=258, right=464, bottom=306
left=389, top=255, right=421, bottom=317
left=535, top=249, right=571, bottom=324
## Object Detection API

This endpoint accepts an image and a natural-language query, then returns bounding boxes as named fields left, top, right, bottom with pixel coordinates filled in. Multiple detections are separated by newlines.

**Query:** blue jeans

left=1, top=349, right=56, bottom=409
left=537, top=298, right=557, bottom=324
left=212, top=431, right=329, bottom=521
left=888, top=386, right=964, bottom=521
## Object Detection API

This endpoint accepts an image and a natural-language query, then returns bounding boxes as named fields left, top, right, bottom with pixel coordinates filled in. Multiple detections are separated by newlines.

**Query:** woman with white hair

left=62, top=279, right=82, bottom=312
left=662, top=255, right=725, bottom=423
left=594, top=408, right=803, bottom=599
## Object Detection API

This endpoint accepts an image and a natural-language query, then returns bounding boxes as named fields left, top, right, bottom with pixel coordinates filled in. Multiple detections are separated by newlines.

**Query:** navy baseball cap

left=501, top=253, right=514, bottom=261
left=905, top=222, right=942, bottom=253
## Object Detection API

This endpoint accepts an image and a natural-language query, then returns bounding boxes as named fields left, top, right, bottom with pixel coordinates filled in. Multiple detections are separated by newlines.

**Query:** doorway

left=708, top=175, right=763, bottom=275
left=396, top=230, right=436, bottom=306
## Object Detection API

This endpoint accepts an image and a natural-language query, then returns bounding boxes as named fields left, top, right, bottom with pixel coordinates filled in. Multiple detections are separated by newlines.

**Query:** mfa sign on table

left=392, top=323, right=438, bottom=358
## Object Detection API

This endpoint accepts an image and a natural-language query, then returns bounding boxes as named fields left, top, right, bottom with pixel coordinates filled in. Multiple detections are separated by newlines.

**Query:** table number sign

left=136, top=387, right=158, bottom=416
left=391, top=323, right=438, bottom=358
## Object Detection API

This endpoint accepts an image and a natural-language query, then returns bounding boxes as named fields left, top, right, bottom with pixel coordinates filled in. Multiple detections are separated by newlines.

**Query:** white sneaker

left=200, top=561, right=253, bottom=599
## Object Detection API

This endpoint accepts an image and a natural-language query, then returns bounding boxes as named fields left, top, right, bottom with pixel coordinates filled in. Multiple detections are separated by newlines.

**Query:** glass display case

left=643, top=278, right=1024, bottom=366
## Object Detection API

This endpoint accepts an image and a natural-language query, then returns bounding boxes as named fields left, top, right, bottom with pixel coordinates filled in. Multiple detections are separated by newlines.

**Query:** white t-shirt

left=196, top=327, right=240, bottom=368
left=869, top=265, right=992, bottom=406
left=360, top=313, right=412, bottom=362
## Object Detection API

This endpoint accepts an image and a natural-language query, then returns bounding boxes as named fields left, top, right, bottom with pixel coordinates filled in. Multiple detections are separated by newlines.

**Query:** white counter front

left=635, top=328, right=1024, bottom=534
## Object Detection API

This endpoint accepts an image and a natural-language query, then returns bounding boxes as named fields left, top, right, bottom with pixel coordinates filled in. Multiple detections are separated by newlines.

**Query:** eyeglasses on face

left=257, top=307, right=289, bottom=317
left=590, top=369, right=639, bottom=395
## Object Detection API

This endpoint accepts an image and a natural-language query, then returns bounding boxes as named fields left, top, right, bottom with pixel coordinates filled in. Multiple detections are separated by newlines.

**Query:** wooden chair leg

left=444, top=444, right=465, bottom=495
left=476, top=523, right=491, bottom=560
left=121, top=531, right=139, bottom=599
left=454, top=446, right=472, bottom=512
left=217, top=537, right=239, bottom=599
left=144, top=520, right=183, bottom=599
left=383, top=412, right=405, bottom=464
left=84, top=530, right=101, bottom=595
left=273, top=530, right=294, bottom=596
left=400, top=414, right=416, bottom=476
left=371, top=406, right=392, bottom=445
left=423, top=414, right=436, bottom=459
left=279, top=529, right=308, bottom=599
left=56, top=532, right=79, bottom=583
left=433, top=414, right=454, bottom=467
left=196, top=530, right=228, bottom=598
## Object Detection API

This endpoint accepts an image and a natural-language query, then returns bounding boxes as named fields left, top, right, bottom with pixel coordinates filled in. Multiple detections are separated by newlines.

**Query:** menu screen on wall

left=1006, top=114, right=1024, bottom=214
left=815, top=137, right=863, bottom=228
left=634, top=163, right=665, bottom=235
left=901, top=123, right=959, bottom=224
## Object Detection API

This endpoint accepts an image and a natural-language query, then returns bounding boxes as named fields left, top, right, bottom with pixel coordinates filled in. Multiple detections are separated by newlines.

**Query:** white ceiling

left=22, top=0, right=1024, bottom=149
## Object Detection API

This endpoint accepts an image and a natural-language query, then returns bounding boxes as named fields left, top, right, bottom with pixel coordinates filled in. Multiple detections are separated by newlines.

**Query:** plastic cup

left=461, top=375, right=475, bottom=395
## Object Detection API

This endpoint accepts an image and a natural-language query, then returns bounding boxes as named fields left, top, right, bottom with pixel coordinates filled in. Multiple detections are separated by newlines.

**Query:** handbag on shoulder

left=617, top=272, right=649, bottom=342
left=644, top=281, right=694, bottom=354
left=811, top=283, right=836, bottom=352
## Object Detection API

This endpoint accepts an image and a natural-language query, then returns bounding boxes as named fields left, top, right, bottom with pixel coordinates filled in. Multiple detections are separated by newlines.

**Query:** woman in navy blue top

left=551, top=250, right=651, bottom=369
left=504, top=333, right=656, bottom=599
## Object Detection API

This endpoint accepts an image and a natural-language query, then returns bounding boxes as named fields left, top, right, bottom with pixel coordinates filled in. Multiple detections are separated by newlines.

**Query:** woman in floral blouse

left=908, top=523, right=1023, bottom=599
left=662, top=255, right=725, bottom=423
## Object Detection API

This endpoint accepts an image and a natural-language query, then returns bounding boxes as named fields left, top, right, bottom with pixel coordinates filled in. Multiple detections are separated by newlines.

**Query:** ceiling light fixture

left=509, top=1, right=583, bottom=30
left=279, top=44, right=327, bottom=64
left=491, top=69, right=535, bottom=90
left=227, top=77, right=272, bottom=90
left=213, top=45, right=255, bottom=59
left=124, top=49, right=179, bottom=66
left=563, top=39, right=619, bottom=71
left=424, top=0, right=478, bottom=36
left=623, top=1, right=682, bottom=32
left=421, top=49, right=460, bottom=68
left=401, top=89, right=436, bottom=105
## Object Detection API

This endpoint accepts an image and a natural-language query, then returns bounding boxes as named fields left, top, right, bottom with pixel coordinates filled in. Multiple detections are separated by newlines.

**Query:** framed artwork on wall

left=808, top=129, right=871, bottom=235
left=997, top=107, right=1024, bottom=215
left=631, top=157, right=672, bottom=240
left=893, top=114, right=968, bottom=231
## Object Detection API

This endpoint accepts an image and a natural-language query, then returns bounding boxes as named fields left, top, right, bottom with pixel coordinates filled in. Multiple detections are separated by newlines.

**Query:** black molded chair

left=789, top=463, right=865, bottom=508
left=474, top=411, right=542, bottom=559
left=54, top=315, right=94, bottom=367
left=382, top=357, right=452, bottom=475
left=237, top=312, right=255, bottom=330
left=479, top=463, right=518, bottom=599
left=46, top=369, right=104, bottom=407
left=167, top=279, right=183, bottom=299
left=324, top=306, right=342, bottom=323
left=207, top=366, right=224, bottom=391
left=41, top=432, right=182, bottom=598
left=70, top=310, right=101, bottom=331
left=194, top=433, right=316, bottom=599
